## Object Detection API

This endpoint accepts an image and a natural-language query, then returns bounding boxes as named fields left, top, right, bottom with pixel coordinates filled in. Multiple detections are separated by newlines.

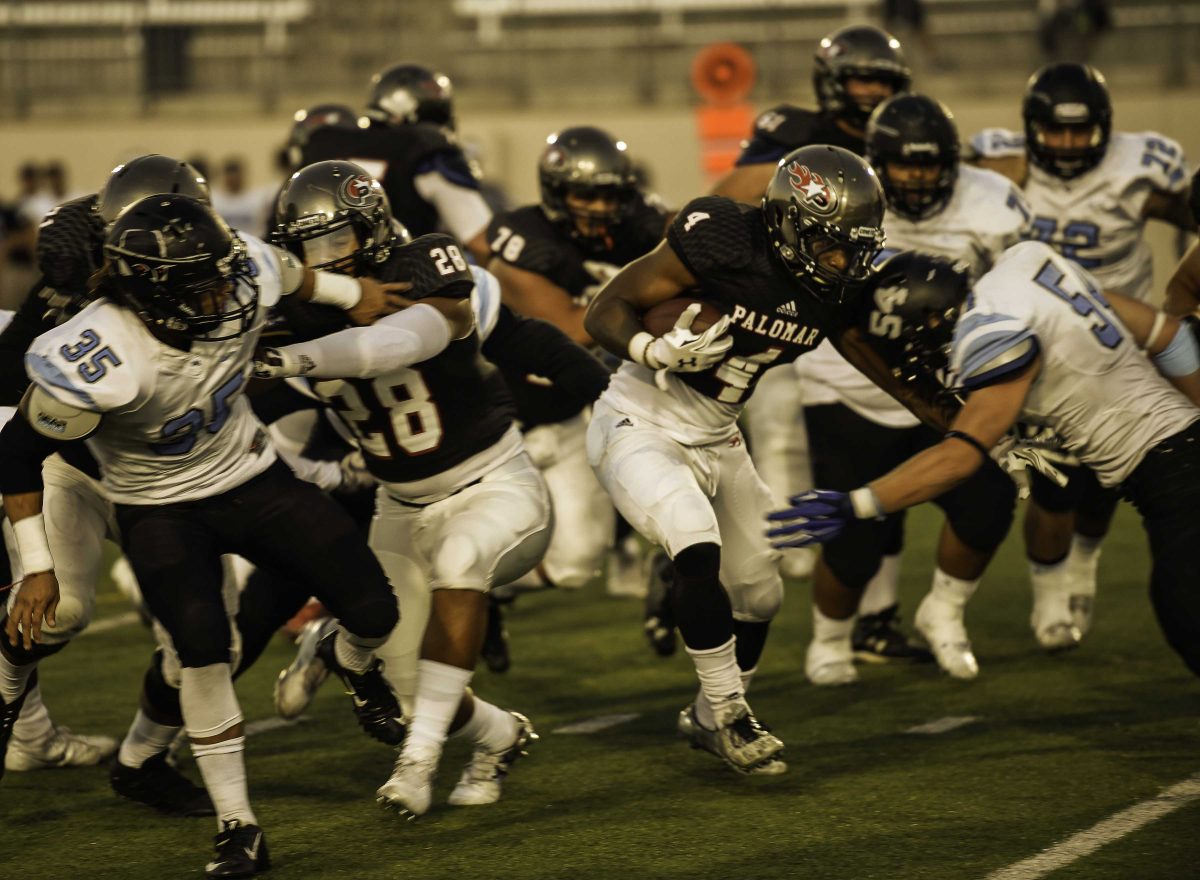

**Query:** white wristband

left=13, top=513, right=53, bottom=575
left=310, top=271, right=363, bottom=310
left=629, top=331, right=659, bottom=368
left=849, top=487, right=885, bottom=520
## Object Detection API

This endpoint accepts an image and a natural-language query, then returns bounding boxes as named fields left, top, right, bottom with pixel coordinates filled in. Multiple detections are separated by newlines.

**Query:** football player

left=795, top=94, right=1031, bottom=683
left=583, top=145, right=946, bottom=775
left=0, top=193, right=406, bottom=878
left=260, top=160, right=567, bottom=817
left=302, top=63, right=494, bottom=263
left=969, top=62, right=1195, bottom=646
left=769, top=240, right=1200, bottom=681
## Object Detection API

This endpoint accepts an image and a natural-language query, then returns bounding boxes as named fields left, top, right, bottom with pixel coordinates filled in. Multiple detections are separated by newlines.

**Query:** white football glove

left=991, top=433, right=1074, bottom=499
left=251, top=347, right=315, bottom=380
left=633, top=303, right=733, bottom=373
left=337, top=450, right=374, bottom=493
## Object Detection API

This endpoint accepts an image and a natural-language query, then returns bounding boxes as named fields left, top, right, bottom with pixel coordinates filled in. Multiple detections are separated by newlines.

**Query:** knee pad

left=338, top=591, right=399, bottom=642
left=39, top=592, right=92, bottom=643
left=822, top=520, right=889, bottom=590
left=944, top=463, right=1017, bottom=552
left=727, top=552, right=784, bottom=624
left=169, top=602, right=234, bottom=670
left=540, top=533, right=606, bottom=589
left=673, top=542, right=721, bottom=578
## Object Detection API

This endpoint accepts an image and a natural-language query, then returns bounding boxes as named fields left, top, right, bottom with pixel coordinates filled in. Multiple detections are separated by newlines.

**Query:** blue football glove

left=765, top=489, right=853, bottom=549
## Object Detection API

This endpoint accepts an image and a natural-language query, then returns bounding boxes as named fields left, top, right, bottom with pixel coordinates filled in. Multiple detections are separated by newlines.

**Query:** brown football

left=641, top=297, right=725, bottom=337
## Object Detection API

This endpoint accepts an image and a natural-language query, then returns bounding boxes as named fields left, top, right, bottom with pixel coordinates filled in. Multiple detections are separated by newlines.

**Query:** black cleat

left=643, top=551, right=677, bottom=657
left=317, top=632, right=407, bottom=746
left=852, top=604, right=934, bottom=664
left=205, top=820, right=270, bottom=879
left=110, top=750, right=215, bottom=817
left=481, top=596, right=511, bottom=674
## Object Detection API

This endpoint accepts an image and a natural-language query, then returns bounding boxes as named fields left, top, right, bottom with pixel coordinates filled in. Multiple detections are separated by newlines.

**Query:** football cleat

left=205, top=820, right=270, bottom=879
left=1030, top=578, right=1082, bottom=652
left=805, top=634, right=858, bottom=686
left=274, top=615, right=336, bottom=719
left=779, top=547, right=817, bottom=580
left=607, top=533, right=651, bottom=598
left=318, top=630, right=407, bottom=746
left=110, top=751, right=215, bottom=817
left=677, top=704, right=787, bottom=776
left=447, top=711, right=537, bottom=806
left=6, top=724, right=118, bottom=772
left=915, top=593, right=979, bottom=680
left=852, top=604, right=934, bottom=664
left=377, top=752, right=439, bottom=818
left=643, top=551, right=677, bottom=657
left=481, top=597, right=511, bottom=674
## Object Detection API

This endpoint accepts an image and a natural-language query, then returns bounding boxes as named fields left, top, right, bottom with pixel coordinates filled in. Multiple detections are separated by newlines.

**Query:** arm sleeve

left=0, top=410, right=60, bottom=494
left=412, top=154, right=492, bottom=244
left=269, top=303, right=452, bottom=379
left=483, top=305, right=612, bottom=405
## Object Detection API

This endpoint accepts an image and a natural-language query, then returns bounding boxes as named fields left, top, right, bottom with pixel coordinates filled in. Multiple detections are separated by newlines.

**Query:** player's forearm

left=867, top=439, right=984, bottom=514
left=584, top=290, right=643, bottom=361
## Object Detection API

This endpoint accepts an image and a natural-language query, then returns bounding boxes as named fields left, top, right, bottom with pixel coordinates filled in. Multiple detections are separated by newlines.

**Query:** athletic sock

left=179, top=664, right=255, bottom=829
left=812, top=605, right=855, bottom=645
left=117, top=709, right=183, bottom=769
left=10, top=679, right=53, bottom=746
left=404, top=660, right=473, bottom=761
left=929, top=568, right=980, bottom=610
left=0, top=650, right=35, bottom=707
left=859, top=554, right=902, bottom=616
left=452, top=694, right=518, bottom=753
left=687, top=638, right=743, bottom=730
left=333, top=625, right=382, bottom=675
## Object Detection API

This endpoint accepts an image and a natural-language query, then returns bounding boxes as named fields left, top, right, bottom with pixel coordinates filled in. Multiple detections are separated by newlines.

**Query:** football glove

left=643, top=303, right=733, bottom=373
left=251, top=347, right=315, bottom=379
left=337, top=451, right=374, bottom=493
left=765, top=489, right=854, bottom=549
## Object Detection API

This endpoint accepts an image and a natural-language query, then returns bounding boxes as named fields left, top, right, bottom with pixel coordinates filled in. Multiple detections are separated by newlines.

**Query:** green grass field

left=2, top=501, right=1198, bottom=880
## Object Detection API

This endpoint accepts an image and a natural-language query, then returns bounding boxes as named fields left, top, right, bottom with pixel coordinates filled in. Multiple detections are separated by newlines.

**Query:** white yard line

left=904, top=715, right=981, bottom=735
left=245, top=716, right=308, bottom=737
left=552, top=713, right=640, bottom=734
left=984, top=771, right=1200, bottom=880
left=79, top=611, right=140, bottom=636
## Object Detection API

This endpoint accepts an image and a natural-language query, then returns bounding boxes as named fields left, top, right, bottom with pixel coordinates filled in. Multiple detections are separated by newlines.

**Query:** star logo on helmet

left=786, top=162, right=838, bottom=216
left=340, top=174, right=375, bottom=208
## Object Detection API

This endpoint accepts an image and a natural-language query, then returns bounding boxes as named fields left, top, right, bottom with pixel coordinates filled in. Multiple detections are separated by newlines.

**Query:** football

left=641, top=297, right=726, bottom=337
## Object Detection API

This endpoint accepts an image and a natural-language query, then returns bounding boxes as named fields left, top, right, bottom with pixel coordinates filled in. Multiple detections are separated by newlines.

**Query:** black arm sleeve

left=483, top=306, right=611, bottom=406
left=0, top=412, right=62, bottom=495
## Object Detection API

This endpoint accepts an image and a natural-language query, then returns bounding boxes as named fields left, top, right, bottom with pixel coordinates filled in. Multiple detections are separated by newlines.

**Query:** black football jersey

left=665, top=195, right=841, bottom=405
left=735, top=105, right=865, bottom=167
left=302, top=120, right=481, bottom=238
left=487, top=198, right=669, bottom=301
left=289, top=234, right=515, bottom=484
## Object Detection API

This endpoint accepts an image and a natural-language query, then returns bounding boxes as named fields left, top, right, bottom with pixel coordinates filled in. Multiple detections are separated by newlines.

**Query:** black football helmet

left=95, top=154, right=210, bottom=225
left=271, top=160, right=407, bottom=275
left=763, top=144, right=886, bottom=300
left=866, top=94, right=960, bottom=221
left=366, top=63, right=455, bottom=129
left=539, top=126, right=640, bottom=241
left=813, top=25, right=911, bottom=129
left=102, top=194, right=256, bottom=341
left=1022, top=63, right=1112, bottom=180
left=286, top=103, right=359, bottom=168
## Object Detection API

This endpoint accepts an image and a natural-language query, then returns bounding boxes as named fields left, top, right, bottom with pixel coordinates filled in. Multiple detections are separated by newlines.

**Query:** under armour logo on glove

left=765, top=489, right=853, bottom=549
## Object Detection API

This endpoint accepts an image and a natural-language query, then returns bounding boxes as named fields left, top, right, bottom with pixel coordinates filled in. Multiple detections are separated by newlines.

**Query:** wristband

left=13, top=513, right=53, bottom=575
left=848, top=487, right=884, bottom=520
left=310, top=271, right=363, bottom=310
left=1153, top=320, right=1200, bottom=376
left=945, top=429, right=990, bottom=459
left=628, top=331, right=659, bottom=368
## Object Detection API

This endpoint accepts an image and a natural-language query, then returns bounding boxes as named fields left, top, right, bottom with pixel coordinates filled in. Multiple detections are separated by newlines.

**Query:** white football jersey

left=952, top=241, right=1199, bottom=486
left=24, top=234, right=287, bottom=505
left=798, top=166, right=1031, bottom=428
left=970, top=128, right=1190, bottom=300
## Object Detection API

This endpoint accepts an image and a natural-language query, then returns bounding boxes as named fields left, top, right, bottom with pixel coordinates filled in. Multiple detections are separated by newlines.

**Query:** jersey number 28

left=316, top=370, right=444, bottom=458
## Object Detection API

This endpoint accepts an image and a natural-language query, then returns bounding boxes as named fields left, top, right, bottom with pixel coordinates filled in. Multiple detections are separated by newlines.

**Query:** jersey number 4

left=316, top=370, right=444, bottom=458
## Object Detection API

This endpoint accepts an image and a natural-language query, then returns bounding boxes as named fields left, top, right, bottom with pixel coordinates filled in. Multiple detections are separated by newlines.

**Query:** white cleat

left=5, top=725, right=118, bottom=771
left=1031, top=579, right=1082, bottom=652
left=606, top=534, right=650, bottom=598
left=447, top=711, right=537, bottom=806
left=779, top=547, right=816, bottom=580
left=805, top=635, right=858, bottom=686
left=274, top=616, right=337, bottom=720
left=915, top=594, right=979, bottom=680
left=377, top=752, right=438, bottom=818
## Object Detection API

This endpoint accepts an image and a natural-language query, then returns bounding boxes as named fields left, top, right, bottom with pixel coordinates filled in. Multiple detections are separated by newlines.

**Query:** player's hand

left=765, top=489, right=853, bottom=548
left=251, top=347, right=315, bottom=380
left=348, top=278, right=413, bottom=325
left=645, top=303, right=733, bottom=372
left=337, top=450, right=374, bottom=493
left=6, top=569, right=61, bottom=651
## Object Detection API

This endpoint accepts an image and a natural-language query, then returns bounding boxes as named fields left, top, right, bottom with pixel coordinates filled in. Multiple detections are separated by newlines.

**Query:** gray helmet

left=763, top=144, right=886, bottom=299
left=366, top=63, right=455, bottom=128
left=96, top=154, right=210, bottom=224
left=271, top=160, right=407, bottom=275
left=813, top=25, right=911, bottom=128
left=538, top=126, right=639, bottom=240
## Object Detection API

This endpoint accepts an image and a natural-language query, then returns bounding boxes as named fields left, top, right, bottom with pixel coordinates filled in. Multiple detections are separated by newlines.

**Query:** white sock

left=929, top=568, right=980, bottom=609
left=0, top=652, right=35, bottom=706
left=404, top=660, right=473, bottom=762
left=695, top=665, right=758, bottom=728
left=118, top=709, right=183, bottom=768
left=739, top=665, right=757, bottom=695
left=1068, top=534, right=1102, bottom=596
left=180, top=664, right=255, bottom=829
left=452, top=694, right=518, bottom=753
left=11, top=679, right=53, bottom=746
left=812, top=606, right=855, bottom=644
left=859, top=554, right=902, bottom=616
left=334, top=626, right=381, bottom=675
left=686, top=638, right=743, bottom=729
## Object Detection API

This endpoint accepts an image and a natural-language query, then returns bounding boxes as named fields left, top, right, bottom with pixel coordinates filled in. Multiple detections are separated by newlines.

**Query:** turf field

left=2, top=500, right=1198, bottom=880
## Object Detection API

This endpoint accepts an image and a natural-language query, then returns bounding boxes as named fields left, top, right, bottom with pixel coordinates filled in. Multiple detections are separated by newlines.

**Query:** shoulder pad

left=737, top=105, right=823, bottom=166
left=667, top=196, right=755, bottom=276
left=21, top=384, right=101, bottom=440
left=23, top=302, right=147, bottom=413
left=487, top=208, right=567, bottom=276
left=1123, top=131, right=1190, bottom=192
left=969, top=128, right=1026, bottom=160
left=962, top=166, right=1034, bottom=238
left=951, top=305, right=1039, bottom=390
left=397, top=234, right=476, bottom=299
left=469, top=266, right=503, bottom=341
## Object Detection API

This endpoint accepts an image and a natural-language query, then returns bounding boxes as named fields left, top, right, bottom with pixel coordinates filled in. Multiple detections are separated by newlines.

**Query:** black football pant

left=805, top=403, right=1016, bottom=590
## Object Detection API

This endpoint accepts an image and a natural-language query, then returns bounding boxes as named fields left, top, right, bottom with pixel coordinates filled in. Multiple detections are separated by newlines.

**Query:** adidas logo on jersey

left=776, top=300, right=799, bottom=317
left=615, top=418, right=634, bottom=428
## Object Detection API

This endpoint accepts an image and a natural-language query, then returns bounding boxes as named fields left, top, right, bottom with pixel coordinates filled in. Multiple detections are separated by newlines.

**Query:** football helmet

left=366, top=63, right=455, bottom=129
left=539, top=126, right=639, bottom=240
left=271, top=160, right=408, bottom=275
left=95, top=154, right=210, bottom=225
left=763, top=144, right=885, bottom=299
left=813, top=25, right=911, bottom=128
left=866, top=94, right=960, bottom=221
left=286, top=103, right=359, bottom=168
left=1022, top=63, right=1112, bottom=180
left=102, top=194, right=256, bottom=341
